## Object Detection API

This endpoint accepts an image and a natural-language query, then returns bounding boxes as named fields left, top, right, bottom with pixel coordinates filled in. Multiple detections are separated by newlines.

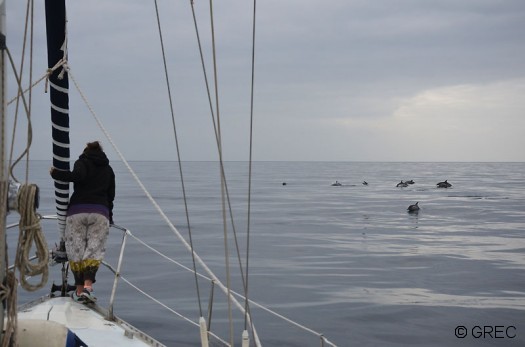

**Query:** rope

left=7, top=74, right=45, bottom=106
left=14, top=184, right=49, bottom=291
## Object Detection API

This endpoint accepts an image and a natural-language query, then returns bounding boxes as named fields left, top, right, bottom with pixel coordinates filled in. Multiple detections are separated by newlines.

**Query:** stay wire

left=244, top=0, right=257, bottom=332
left=190, top=0, right=250, bottom=293
left=189, top=0, right=257, bottom=341
left=190, top=0, right=253, bottom=307
left=207, top=1, right=235, bottom=344
left=152, top=0, right=204, bottom=318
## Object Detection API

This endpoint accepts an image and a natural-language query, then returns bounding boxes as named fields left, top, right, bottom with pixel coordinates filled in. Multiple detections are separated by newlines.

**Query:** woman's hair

left=84, top=141, right=103, bottom=152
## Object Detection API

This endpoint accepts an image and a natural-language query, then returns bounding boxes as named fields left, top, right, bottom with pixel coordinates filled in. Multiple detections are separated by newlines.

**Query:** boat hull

left=18, top=296, right=165, bottom=347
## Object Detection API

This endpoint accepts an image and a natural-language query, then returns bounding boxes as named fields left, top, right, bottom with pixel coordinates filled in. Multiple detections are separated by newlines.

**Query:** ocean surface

left=8, top=161, right=525, bottom=347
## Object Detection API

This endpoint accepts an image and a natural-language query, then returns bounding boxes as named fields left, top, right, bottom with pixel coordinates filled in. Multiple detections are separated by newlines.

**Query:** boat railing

left=9, top=214, right=338, bottom=347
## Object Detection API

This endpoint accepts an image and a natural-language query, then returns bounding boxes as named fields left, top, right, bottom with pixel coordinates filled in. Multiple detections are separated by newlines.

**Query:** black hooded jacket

left=51, top=149, right=115, bottom=221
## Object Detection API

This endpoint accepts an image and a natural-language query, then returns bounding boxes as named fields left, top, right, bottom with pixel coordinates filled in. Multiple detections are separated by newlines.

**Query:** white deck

left=18, top=296, right=165, bottom=347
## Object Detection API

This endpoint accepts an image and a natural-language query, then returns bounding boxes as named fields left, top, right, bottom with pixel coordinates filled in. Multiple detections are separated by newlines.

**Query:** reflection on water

left=331, top=287, right=525, bottom=309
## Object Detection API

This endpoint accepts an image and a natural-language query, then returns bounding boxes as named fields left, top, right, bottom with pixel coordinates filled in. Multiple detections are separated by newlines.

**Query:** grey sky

left=7, top=0, right=525, bottom=162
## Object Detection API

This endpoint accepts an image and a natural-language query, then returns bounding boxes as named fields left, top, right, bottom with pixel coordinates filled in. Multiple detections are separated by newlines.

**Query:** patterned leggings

left=66, top=213, right=109, bottom=285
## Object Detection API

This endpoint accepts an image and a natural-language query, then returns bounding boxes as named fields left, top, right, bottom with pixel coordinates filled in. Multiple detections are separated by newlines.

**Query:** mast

left=44, top=0, right=70, bottom=240
left=0, top=0, right=8, bottom=340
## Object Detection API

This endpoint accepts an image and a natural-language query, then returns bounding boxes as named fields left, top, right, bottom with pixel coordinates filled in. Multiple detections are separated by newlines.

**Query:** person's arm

left=50, top=160, right=87, bottom=182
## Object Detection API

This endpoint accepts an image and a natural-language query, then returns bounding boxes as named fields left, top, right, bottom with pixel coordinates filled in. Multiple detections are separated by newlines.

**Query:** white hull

left=18, top=296, right=164, bottom=347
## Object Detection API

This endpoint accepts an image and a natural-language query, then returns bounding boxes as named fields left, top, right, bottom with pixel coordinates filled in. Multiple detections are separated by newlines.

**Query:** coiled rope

left=14, top=183, right=49, bottom=291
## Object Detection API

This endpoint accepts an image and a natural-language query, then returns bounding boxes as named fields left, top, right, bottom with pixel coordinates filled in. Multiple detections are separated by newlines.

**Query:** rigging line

left=189, top=0, right=256, bottom=337
left=7, top=55, right=63, bottom=105
left=189, top=0, right=215, bottom=126
left=25, top=0, right=35, bottom=184
left=66, top=67, right=260, bottom=345
left=160, top=1, right=258, bottom=335
left=152, top=0, right=204, bottom=319
left=1, top=29, right=5, bottom=210
left=128, top=228, right=337, bottom=346
left=7, top=74, right=45, bottom=106
left=6, top=55, right=67, bottom=107
left=5, top=48, right=33, bottom=185
left=6, top=58, right=67, bottom=107
left=208, top=1, right=234, bottom=344
left=8, top=2, right=55, bottom=185
left=0, top=15, right=15, bottom=345
left=7, top=0, right=32, bottom=184
left=127, top=231, right=213, bottom=282
left=26, top=0, right=35, bottom=183
left=190, top=0, right=250, bottom=268
left=118, top=276, right=230, bottom=347
left=7, top=0, right=27, bottom=179
left=244, top=0, right=257, bottom=332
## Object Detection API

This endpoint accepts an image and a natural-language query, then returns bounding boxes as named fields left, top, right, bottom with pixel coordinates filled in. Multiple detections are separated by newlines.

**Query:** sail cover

left=45, top=0, right=70, bottom=240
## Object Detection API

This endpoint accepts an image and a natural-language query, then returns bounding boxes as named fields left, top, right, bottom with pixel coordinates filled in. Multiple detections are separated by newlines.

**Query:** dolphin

left=437, top=180, right=452, bottom=188
left=407, top=202, right=420, bottom=212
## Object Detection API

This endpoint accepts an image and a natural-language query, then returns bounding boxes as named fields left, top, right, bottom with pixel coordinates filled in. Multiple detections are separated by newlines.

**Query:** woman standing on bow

left=50, top=141, right=115, bottom=303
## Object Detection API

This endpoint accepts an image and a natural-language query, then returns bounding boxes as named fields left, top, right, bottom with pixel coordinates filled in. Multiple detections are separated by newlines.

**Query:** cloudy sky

left=6, top=0, right=525, bottom=162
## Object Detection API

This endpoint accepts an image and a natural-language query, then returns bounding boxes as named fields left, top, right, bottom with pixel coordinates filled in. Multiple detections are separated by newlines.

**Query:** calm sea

left=9, top=161, right=525, bottom=347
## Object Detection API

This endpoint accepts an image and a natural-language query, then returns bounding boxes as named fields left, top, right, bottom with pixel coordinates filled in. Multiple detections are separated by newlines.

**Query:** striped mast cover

left=45, top=0, right=70, bottom=240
